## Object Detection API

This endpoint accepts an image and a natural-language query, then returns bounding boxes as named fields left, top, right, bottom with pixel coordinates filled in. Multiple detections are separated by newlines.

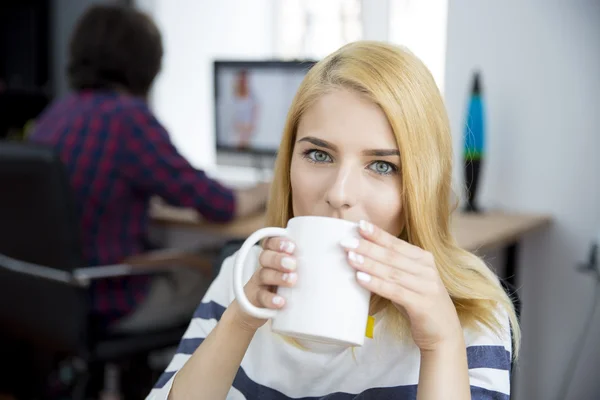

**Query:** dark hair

left=67, top=4, right=163, bottom=98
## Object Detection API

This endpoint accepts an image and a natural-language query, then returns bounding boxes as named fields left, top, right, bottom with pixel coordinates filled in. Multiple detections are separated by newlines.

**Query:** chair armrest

left=0, top=248, right=215, bottom=287
left=0, top=252, right=73, bottom=284
left=0, top=252, right=172, bottom=287
left=73, top=247, right=217, bottom=284
left=72, top=263, right=173, bottom=285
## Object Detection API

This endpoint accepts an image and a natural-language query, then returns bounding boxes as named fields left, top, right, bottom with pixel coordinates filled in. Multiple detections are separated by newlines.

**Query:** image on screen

left=214, top=61, right=315, bottom=154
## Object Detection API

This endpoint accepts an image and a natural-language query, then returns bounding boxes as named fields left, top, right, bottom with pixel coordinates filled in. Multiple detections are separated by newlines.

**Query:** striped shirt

left=148, top=246, right=512, bottom=399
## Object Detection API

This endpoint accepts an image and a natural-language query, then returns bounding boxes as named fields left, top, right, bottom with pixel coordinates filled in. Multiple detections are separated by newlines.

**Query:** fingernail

left=272, top=295, right=284, bottom=305
left=348, top=251, right=364, bottom=264
left=280, top=241, right=295, bottom=253
left=282, top=272, right=297, bottom=283
left=281, top=257, right=296, bottom=270
left=356, top=271, right=372, bottom=282
left=340, top=237, right=360, bottom=249
left=286, top=241, right=295, bottom=253
left=359, top=220, right=374, bottom=234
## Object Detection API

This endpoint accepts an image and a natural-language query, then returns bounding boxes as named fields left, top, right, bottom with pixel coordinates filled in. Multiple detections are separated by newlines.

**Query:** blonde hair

left=265, top=41, right=520, bottom=358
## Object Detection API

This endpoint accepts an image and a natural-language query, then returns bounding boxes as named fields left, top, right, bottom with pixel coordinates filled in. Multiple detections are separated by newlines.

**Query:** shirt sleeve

left=119, top=104, right=236, bottom=222
left=466, top=309, right=513, bottom=400
left=146, top=246, right=260, bottom=400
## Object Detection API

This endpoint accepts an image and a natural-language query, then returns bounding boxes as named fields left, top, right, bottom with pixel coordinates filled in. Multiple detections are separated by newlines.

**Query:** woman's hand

left=232, top=237, right=297, bottom=332
left=341, top=220, right=462, bottom=352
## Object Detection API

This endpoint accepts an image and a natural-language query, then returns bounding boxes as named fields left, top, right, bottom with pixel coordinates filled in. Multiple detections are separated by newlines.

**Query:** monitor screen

left=214, top=60, right=316, bottom=155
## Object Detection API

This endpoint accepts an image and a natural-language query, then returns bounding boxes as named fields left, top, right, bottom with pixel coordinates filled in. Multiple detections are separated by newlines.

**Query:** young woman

left=147, top=41, right=519, bottom=400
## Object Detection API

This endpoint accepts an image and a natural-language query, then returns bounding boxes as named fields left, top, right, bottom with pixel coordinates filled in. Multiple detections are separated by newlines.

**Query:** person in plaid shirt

left=28, top=5, right=269, bottom=332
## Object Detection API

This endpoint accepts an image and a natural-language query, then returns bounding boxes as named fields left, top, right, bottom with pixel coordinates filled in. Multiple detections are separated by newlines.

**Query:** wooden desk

left=151, top=204, right=551, bottom=286
left=450, top=212, right=551, bottom=252
left=124, top=248, right=215, bottom=277
left=451, top=212, right=551, bottom=288
left=151, top=204, right=266, bottom=237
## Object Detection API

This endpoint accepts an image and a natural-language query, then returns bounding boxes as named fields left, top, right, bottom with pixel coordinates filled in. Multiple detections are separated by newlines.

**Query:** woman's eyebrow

left=297, top=136, right=338, bottom=151
left=297, top=136, right=399, bottom=157
left=362, top=149, right=400, bottom=157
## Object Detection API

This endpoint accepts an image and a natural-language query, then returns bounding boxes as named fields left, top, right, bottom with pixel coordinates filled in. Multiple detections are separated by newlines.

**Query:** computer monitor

left=214, top=60, right=316, bottom=156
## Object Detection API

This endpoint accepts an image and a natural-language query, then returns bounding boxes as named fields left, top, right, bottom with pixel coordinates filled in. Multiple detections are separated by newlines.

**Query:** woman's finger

left=355, top=271, right=417, bottom=310
left=357, top=220, right=424, bottom=259
left=263, top=236, right=295, bottom=254
left=347, top=251, right=424, bottom=293
left=257, top=289, right=286, bottom=309
left=341, top=238, right=422, bottom=276
left=258, top=267, right=298, bottom=288
left=259, top=249, right=297, bottom=272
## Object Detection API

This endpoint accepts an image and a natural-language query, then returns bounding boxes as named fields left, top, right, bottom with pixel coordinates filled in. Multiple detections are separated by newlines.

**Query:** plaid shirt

left=29, top=90, right=235, bottom=323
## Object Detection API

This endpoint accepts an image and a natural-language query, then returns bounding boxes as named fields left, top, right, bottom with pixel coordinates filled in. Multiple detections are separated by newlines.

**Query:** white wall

left=361, top=0, right=390, bottom=41
left=51, top=0, right=109, bottom=97
left=140, top=0, right=275, bottom=170
left=388, top=0, right=448, bottom=93
left=445, top=1, right=600, bottom=398
left=143, top=0, right=403, bottom=174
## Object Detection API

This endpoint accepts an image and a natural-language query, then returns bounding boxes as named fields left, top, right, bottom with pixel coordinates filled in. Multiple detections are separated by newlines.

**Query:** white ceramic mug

left=233, top=216, right=371, bottom=347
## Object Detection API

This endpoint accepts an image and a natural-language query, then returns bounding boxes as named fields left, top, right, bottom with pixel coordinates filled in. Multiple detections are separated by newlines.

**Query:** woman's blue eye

left=307, top=150, right=332, bottom=163
left=369, top=161, right=396, bottom=175
left=303, top=150, right=396, bottom=175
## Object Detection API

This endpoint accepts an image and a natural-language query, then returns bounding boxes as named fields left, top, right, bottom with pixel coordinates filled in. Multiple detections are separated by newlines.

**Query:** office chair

left=0, top=141, right=187, bottom=399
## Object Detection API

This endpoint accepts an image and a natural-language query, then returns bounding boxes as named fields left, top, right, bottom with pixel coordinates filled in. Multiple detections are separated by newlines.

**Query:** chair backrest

left=0, top=141, right=89, bottom=354
left=0, top=141, right=83, bottom=271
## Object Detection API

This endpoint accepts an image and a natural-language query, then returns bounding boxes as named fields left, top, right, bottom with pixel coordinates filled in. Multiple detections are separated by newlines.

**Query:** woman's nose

left=325, top=165, right=358, bottom=211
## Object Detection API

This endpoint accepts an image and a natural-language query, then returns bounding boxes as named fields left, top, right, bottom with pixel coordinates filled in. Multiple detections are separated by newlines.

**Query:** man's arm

left=233, top=182, right=270, bottom=218
left=119, top=106, right=267, bottom=221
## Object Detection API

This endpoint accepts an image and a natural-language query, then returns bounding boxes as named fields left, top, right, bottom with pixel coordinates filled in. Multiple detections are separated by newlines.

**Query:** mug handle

left=233, top=227, right=290, bottom=319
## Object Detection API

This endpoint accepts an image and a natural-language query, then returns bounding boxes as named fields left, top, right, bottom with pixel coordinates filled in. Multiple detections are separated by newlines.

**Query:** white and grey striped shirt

left=147, top=246, right=512, bottom=399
